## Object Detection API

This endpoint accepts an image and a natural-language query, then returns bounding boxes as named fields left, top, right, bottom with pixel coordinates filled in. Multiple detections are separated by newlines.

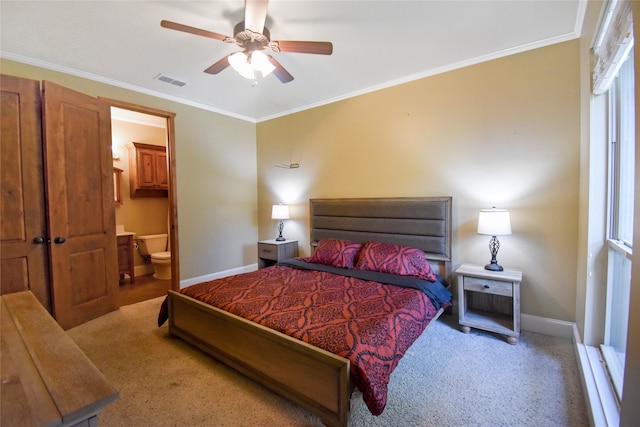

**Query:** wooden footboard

left=167, top=197, right=453, bottom=426
left=167, top=290, right=351, bottom=427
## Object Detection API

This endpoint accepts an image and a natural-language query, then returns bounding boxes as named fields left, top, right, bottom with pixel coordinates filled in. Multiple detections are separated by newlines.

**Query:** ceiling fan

left=161, top=0, right=333, bottom=83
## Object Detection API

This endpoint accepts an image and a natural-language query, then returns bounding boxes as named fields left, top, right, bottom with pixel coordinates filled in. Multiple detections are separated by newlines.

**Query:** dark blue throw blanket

left=158, top=259, right=452, bottom=327
left=277, top=258, right=452, bottom=310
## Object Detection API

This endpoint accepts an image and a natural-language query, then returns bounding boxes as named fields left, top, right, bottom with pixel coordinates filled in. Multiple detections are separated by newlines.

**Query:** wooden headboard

left=310, top=197, right=452, bottom=279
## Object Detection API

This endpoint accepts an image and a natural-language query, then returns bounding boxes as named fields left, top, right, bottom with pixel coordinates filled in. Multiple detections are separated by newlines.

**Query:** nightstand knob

left=484, top=284, right=490, bottom=289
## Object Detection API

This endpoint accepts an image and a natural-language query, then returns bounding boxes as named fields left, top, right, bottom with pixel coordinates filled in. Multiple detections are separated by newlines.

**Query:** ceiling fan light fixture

left=229, top=51, right=255, bottom=79
left=162, top=0, right=334, bottom=83
left=229, top=50, right=275, bottom=80
left=251, top=51, right=275, bottom=77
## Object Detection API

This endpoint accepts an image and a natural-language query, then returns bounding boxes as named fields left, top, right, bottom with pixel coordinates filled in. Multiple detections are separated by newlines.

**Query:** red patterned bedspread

left=174, top=263, right=444, bottom=415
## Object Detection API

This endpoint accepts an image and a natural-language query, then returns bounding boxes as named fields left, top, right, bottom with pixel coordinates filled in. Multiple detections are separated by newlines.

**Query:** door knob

left=33, top=236, right=45, bottom=244
left=54, top=237, right=66, bottom=244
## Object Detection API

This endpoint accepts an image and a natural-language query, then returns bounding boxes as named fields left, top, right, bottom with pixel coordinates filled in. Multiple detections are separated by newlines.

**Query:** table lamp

left=271, top=204, right=290, bottom=241
left=477, top=207, right=512, bottom=271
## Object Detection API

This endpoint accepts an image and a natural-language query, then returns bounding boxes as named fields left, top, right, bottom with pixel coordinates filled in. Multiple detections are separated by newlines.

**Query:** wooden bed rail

left=167, top=290, right=351, bottom=427
left=167, top=196, right=454, bottom=425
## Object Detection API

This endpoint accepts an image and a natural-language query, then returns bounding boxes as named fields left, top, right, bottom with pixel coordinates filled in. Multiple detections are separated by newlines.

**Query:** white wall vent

left=153, top=74, right=186, bottom=87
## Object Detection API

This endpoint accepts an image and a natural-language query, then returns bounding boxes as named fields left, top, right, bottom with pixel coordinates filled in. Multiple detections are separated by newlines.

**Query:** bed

left=161, top=197, right=452, bottom=427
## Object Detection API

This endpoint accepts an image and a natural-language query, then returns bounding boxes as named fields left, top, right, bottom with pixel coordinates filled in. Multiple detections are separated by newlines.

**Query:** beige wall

left=257, top=40, right=581, bottom=322
left=1, top=58, right=258, bottom=280
left=2, top=41, right=583, bottom=322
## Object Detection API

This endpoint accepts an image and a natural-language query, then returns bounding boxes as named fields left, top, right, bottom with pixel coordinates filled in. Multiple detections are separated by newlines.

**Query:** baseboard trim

left=134, top=264, right=154, bottom=277
left=180, top=264, right=258, bottom=288
left=520, top=313, right=575, bottom=339
left=449, top=305, right=575, bottom=339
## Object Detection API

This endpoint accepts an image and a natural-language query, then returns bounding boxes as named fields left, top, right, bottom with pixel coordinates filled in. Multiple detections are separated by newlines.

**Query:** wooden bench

left=1, top=291, right=118, bottom=426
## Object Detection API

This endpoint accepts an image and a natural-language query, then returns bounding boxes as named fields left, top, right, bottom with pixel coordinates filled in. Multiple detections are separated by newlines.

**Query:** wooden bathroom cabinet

left=117, top=234, right=135, bottom=283
left=128, top=142, right=168, bottom=198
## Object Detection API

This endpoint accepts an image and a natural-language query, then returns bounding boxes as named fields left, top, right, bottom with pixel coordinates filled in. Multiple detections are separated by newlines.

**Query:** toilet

left=136, top=234, right=171, bottom=280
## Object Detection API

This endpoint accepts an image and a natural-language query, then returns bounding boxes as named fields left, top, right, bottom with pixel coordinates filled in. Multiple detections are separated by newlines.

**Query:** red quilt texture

left=179, top=264, right=440, bottom=416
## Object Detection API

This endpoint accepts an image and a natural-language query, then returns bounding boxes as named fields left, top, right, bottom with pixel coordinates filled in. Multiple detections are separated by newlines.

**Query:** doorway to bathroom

left=105, top=98, right=179, bottom=306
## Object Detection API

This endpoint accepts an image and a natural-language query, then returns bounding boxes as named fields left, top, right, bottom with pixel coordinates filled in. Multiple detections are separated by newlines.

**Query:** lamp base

left=485, top=235, right=504, bottom=271
left=484, top=262, right=504, bottom=272
left=275, top=220, right=285, bottom=241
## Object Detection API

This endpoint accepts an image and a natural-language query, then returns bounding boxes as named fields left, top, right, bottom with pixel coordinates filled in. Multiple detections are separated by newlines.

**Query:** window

left=602, top=50, right=634, bottom=401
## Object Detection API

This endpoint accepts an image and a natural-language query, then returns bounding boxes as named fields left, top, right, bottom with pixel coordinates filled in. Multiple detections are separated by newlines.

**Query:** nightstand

left=258, top=239, right=299, bottom=269
left=456, top=263, right=522, bottom=344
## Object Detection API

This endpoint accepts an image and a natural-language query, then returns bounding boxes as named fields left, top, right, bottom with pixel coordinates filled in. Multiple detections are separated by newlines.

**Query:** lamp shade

left=271, top=204, right=290, bottom=220
left=228, top=52, right=255, bottom=79
left=251, top=51, right=275, bottom=77
left=228, top=51, right=275, bottom=80
left=477, top=208, right=512, bottom=236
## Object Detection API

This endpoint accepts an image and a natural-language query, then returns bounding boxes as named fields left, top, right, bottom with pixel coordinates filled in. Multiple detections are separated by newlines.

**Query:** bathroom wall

left=112, top=118, right=169, bottom=273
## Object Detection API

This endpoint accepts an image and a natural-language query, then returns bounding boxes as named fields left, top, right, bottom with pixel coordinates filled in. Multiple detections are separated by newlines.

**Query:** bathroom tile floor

left=119, top=274, right=171, bottom=307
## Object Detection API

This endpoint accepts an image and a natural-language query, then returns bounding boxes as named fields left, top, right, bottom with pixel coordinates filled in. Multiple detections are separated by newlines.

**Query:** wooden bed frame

left=167, top=197, right=452, bottom=427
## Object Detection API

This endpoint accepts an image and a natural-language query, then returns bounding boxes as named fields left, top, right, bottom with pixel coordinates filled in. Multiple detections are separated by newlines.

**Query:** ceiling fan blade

left=270, top=40, right=333, bottom=55
left=204, top=55, right=232, bottom=74
left=161, top=20, right=230, bottom=42
left=244, top=0, right=269, bottom=34
left=267, top=55, right=294, bottom=83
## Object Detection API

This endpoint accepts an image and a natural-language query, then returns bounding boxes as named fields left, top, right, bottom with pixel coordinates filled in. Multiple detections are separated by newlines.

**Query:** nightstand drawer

left=463, top=277, right=513, bottom=297
left=257, top=240, right=299, bottom=269
left=258, top=243, right=280, bottom=260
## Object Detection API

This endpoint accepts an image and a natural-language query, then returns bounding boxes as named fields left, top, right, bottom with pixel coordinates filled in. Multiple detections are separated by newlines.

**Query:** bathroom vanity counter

left=116, top=232, right=135, bottom=283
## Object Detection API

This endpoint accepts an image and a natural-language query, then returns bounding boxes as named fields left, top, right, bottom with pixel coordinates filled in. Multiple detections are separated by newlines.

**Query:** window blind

left=592, top=0, right=634, bottom=95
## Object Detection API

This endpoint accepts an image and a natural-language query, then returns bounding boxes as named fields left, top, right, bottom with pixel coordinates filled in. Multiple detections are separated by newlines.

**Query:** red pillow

left=354, top=241, right=437, bottom=281
left=307, top=239, right=362, bottom=269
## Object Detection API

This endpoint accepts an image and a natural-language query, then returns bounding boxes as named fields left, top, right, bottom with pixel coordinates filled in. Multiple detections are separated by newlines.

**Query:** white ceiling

left=1, top=1, right=585, bottom=123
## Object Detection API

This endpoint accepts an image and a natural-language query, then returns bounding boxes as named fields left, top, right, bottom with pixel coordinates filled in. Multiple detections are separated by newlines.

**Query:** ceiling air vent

left=153, top=74, right=186, bottom=87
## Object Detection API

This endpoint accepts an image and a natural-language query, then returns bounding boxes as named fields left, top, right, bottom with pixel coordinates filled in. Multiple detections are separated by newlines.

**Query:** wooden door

left=0, top=75, right=51, bottom=311
left=42, top=81, right=118, bottom=330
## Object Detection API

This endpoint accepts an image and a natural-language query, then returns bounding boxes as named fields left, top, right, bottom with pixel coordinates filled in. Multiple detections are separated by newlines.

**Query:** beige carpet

left=68, top=297, right=589, bottom=426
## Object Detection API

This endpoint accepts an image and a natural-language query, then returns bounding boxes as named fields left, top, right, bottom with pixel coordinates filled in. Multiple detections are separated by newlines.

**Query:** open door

left=42, top=81, right=118, bottom=329
left=0, top=75, right=51, bottom=311
left=105, top=99, right=180, bottom=295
